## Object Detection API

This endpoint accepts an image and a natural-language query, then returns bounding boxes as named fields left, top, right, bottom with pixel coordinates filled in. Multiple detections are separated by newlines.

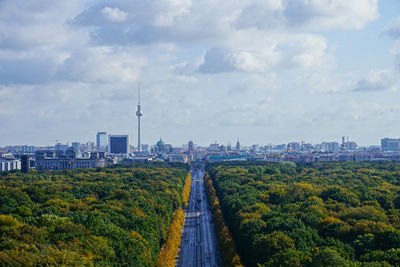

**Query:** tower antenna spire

left=138, top=81, right=141, bottom=105
left=136, top=81, right=143, bottom=152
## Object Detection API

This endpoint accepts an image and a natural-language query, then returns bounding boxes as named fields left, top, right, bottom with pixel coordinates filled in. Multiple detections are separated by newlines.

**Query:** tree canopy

left=0, top=162, right=189, bottom=266
left=207, top=161, right=400, bottom=266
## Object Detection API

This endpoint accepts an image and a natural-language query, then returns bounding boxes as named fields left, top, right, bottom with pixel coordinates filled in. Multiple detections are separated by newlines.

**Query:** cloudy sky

left=0, top=0, right=399, bottom=147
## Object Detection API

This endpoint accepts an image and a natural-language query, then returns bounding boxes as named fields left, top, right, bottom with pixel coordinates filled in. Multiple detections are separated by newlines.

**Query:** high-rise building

left=109, top=135, right=129, bottom=154
left=341, top=136, right=346, bottom=150
left=136, top=84, right=143, bottom=152
left=381, top=138, right=400, bottom=151
left=288, top=142, right=300, bottom=151
left=236, top=138, right=240, bottom=151
left=346, top=141, right=357, bottom=150
left=21, top=155, right=29, bottom=173
left=252, top=144, right=260, bottom=152
left=188, top=140, right=194, bottom=153
left=381, top=138, right=389, bottom=151
left=275, top=144, right=287, bottom=151
left=96, top=132, right=107, bottom=152
left=321, top=142, right=339, bottom=152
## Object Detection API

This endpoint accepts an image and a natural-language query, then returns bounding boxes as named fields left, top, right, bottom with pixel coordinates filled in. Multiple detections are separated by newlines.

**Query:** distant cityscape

left=2, top=86, right=400, bottom=172
left=2, top=134, right=400, bottom=173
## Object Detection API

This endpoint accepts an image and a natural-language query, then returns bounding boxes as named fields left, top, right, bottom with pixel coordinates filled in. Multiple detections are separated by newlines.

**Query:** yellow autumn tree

left=182, top=173, right=192, bottom=207
left=157, top=171, right=191, bottom=266
left=156, top=208, right=184, bottom=267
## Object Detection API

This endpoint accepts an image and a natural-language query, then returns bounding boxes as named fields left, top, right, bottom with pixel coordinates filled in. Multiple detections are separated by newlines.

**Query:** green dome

left=156, top=138, right=165, bottom=149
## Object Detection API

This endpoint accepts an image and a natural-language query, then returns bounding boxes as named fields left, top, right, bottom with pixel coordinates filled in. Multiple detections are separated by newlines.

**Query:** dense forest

left=207, top=161, right=400, bottom=266
left=0, top=162, right=189, bottom=266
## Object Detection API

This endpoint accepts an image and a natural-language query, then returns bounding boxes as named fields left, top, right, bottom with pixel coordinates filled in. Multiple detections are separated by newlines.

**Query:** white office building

left=0, top=159, right=21, bottom=172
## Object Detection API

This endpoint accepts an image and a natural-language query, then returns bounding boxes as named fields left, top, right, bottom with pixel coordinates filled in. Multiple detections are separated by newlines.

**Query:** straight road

left=177, top=164, right=220, bottom=267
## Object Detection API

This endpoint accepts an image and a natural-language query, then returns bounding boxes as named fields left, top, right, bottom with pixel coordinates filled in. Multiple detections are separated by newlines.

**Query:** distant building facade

left=84, top=141, right=96, bottom=152
left=96, top=132, right=107, bottom=152
left=154, top=138, right=171, bottom=153
left=252, top=145, right=260, bottom=152
left=35, top=147, right=106, bottom=171
left=381, top=138, right=400, bottom=151
left=321, top=142, right=339, bottom=152
left=209, top=143, right=220, bottom=151
left=288, top=142, right=301, bottom=151
left=236, top=139, right=241, bottom=151
left=346, top=141, right=357, bottom=150
left=71, top=142, right=81, bottom=151
left=275, top=144, right=287, bottom=151
left=188, top=140, right=194, bottom=153
left=21, top=155, right=30, bottom=173
left=21, top=145, right=36, bottom=153
left=109, top=135, right=129, bottom=154
left=0, top=159, right=21, bottom=172
left=168, top=154, right=188, bottom=163
left=55, top=143, right=69, bottom=152
left=141, top=144, right=149, bottom=152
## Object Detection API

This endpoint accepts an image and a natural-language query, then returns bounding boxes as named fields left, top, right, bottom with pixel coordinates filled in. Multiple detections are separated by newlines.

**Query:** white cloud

left=386, top=18, right=400, bottom=39
left=1, top=0, right=399, bottom=146
left=56, top=47, right=145, bottom=83
left=197, top=33, right=331, bottom=74
left=235, top=0, right=379, bottom=31
left=233, top=0, right=284, bottom=31
left=295, top=68, right=400, bottom=94
left=153, top=0, right=192, bottom=26
left=353, top=69, right=400, bottom=92
left=284, top=34, right=331, bottom=69
left=198, top=46, right=276, bottom=74
left=292, top=72, right=353, bottom=94
left=198, top=48, right=236, bottom=74
left=0, top=1, right=87, bottom=49
left=396, top=55, right=400, bottom=72
left=101, top=6, right=128, bottom=23
left=386, top=18, right=400, bottom=72
left=73, top=0, right=380, bottom=46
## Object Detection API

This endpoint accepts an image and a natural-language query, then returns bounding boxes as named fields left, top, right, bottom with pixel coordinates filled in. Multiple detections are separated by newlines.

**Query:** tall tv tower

left=136, top=82, right=143, bottom=152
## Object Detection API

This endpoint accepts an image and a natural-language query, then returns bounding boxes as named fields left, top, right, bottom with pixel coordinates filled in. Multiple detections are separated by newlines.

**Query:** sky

left=0, top=0, right=400, bottom=147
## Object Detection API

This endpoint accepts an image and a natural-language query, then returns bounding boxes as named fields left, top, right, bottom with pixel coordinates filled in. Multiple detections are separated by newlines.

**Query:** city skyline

left=0, top=134, right=384, bottom=149
left=0, top=1, right=400, bottom=146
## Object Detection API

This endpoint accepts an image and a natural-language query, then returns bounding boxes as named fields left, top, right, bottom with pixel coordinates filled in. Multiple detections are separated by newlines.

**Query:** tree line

left=204, top=172, right=243, bottom=267
left=156, top=172, right=191, bottom=267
